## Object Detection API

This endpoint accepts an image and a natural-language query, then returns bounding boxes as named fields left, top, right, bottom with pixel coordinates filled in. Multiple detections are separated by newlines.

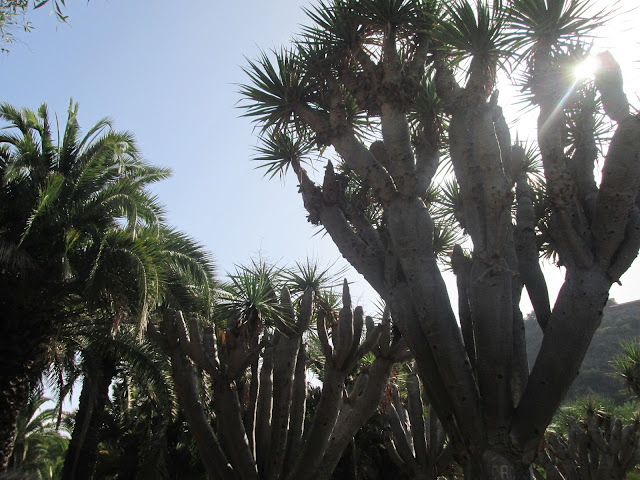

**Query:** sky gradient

left=2, top=0, right=640, bottom=312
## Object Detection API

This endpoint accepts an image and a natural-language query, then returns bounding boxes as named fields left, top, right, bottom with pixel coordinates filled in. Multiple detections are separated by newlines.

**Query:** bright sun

left=574, top=55, right=599, bottom=80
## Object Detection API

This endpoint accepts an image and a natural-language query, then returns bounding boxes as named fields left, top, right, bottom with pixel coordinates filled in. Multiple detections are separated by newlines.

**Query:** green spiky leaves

left=435, top=0, right=514, bottom=77
left=611, top=338, right=640, bottom=400
left=240, top=49, right=312, bottom=134
left=507, top=0, right=610, bottom=57
left=253, top=127, right=315, bottom=180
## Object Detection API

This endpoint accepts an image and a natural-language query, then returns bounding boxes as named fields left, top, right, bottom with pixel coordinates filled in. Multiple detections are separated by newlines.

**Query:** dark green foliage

left=331, top=414, right=409, bottom=480
left=525, top=300, right=640, bottom=404
left=5, top=386, right=69, bottom=478
left=611, top=338, right=640, bottom=400
left=0, top=100, right=170, bottom=469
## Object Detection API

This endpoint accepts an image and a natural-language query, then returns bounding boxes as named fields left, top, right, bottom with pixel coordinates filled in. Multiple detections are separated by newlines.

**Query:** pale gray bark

left=255, top=340, right=273, bottom=476
left=313, top=331, right=410, bottom=480
left=286, top=282, right=389, bottom=480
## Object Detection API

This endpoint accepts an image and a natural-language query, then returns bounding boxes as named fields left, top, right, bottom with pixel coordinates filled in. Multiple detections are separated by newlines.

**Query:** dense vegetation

left=526, top=300, right=640, bottom=404
left=2, top=0, right=640, bottom=478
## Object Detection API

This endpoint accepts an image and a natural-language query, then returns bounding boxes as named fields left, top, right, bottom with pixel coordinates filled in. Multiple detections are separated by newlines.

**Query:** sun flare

left=574, top=55, right=598, bottom=80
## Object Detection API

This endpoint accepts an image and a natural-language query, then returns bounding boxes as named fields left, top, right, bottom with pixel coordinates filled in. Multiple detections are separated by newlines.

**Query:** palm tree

left=6, top=385, right=69, bottom=479
left=0, top=100, right=169, bottom=470
left=59, top=225, right=215, bottom=480
left=58, top=327, right=174, bottom=480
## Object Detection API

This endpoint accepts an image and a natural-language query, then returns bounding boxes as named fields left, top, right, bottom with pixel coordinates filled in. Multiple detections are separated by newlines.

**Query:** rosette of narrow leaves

left=507, top=0, right=609, bottom=57
left=611, top=339, right=640, bottom=401
left=253, top=127, right=315, bottom=180
left=353, top=0, right=439, bottom=34
left=435, top=0, right=514, bottom=85
left=279, top=257, right=348, bottom=297
left=214, top=260, right=283, bottom=334
left=301, top=0, right=369, bottom=58
left=240, top=49, right=312, bottom=134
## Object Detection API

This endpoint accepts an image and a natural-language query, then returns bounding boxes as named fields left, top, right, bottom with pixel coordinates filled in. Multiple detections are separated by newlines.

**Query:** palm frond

left=18, top=171, right=65, bottom=247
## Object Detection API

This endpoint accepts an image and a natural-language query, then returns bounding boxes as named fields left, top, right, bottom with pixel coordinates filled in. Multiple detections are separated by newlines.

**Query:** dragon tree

left=149, top=265, right=410, bottom=480
left=240, top=0, right=640, bottom=477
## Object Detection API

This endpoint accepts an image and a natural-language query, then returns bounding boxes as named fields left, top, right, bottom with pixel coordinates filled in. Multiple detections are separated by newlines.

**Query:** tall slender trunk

left=62, top=353, right=117, bottom=480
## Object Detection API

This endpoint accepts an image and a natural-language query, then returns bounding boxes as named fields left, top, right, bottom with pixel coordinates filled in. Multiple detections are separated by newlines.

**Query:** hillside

left=525, top=299, right=640, bottom=404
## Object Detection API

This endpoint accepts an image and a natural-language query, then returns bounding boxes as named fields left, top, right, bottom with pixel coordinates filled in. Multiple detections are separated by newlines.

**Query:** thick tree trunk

left=62, top=353, right=117, bottom=480
left=464, top=451, right=533, bottom=480
left=287, top=365, right=344, bottom=479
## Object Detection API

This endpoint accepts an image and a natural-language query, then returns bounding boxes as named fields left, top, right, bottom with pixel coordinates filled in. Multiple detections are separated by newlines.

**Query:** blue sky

left=0, top=1, right=366, bottom=294
left=2, top=0, right=640, bottom=312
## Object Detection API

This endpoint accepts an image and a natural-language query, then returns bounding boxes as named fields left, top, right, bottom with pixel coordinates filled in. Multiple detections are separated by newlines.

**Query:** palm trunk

left=0, top=343, right=32, bottom=471
left=62, top=352, right=117, bottom=480
left=0, top=295, right=52, bottom=472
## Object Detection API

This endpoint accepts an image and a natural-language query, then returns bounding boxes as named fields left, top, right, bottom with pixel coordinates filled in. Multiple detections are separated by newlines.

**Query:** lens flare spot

left=574, top=56, right=598, bottom=80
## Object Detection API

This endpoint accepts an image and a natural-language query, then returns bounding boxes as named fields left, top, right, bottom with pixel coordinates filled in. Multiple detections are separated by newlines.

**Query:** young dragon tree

left=149, top=270, right=409, bottom=480
left=382, top=372, right=454, bottom=480
left=534, top=394, right=640, bottom=480
left=240, top=0, right=640, bottom=477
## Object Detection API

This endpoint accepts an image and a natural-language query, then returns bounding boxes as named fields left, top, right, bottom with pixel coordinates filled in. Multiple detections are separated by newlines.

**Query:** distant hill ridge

left=525, top=298, right=640, bottom=404
left=605, top=299, right=640, bottom=315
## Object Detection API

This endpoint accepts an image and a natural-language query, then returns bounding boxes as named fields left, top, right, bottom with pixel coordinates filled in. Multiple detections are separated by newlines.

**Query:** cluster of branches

left=240, top=0, right=640, bottom=476
left=148, top=276, right=414, bottom=480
